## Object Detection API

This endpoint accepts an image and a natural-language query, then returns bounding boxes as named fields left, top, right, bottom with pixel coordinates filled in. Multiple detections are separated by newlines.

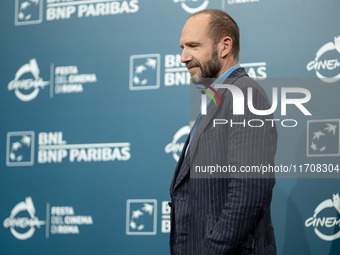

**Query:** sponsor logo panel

left=7, top=59, right=98, bottom=102
left=3, top=197, right=94, bottom=240
left=6, top=131, right=35, bottom=166
left=6, top=131, right=131, bottom=166
left=129, top=54, right=160, bottom=90
left=7, top=59, right=49, bottom=102
left=15, top=0, right=139, bottom=25
left=307, top=119, right=340, bottom=157
left=126, top=199, right=157, bottom=235
left=126, top=199, right=170, bottom=235
left=165, top=125, right=190, bottom=162
left=307, top=36, right=340, bottom=83
left=305, top=193, right=340, bottom=241
left=129, top=54, right=268, bottom=91
left=15, top=0, right=43, bottom=26
left=3, top=197, right=45, bottom=240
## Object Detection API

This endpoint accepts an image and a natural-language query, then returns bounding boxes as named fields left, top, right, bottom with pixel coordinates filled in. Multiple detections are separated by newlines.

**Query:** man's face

left=180, top=14, right=221, bottom=84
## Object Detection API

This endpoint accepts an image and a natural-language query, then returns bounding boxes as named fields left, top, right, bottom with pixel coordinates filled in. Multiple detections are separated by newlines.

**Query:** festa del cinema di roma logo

left=3, top=197, right=45, bottom=240
left=305, top=193, right=340, bottom=241
left=307, top=36, right=340, bottom=83
left=7, top=58, right=49, bottom=102
left=165, top=125, right=190, bottom=162
left=7, top=58, right=98, bottom=102
left=3, top=197, right=94, bottom=240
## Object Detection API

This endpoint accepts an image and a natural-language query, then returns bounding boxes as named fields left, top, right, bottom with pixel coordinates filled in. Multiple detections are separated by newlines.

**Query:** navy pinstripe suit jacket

left=169, top=68, right=277, bottom=255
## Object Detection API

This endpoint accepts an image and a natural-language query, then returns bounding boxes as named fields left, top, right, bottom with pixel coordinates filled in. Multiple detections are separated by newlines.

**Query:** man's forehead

left=180, top=14, right=211, bottom=43
left=187, top=13, right=210, bottom=25
left=183, top=14, right=210, bottom=32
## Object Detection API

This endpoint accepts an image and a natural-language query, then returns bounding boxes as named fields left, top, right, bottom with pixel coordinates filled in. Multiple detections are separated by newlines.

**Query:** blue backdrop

left=1, top=0, right=340, bottom=254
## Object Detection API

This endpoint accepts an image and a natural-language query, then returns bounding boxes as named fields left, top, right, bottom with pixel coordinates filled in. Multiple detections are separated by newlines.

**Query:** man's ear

left=219, top=36, right=233, bottom=58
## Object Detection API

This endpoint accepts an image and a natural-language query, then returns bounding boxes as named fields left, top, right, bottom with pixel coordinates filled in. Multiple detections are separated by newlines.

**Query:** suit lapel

left=172, top=68, right=248, bottom=191
left=170, top=133, right=190, bottom=195
left=189, top=68, right=248, bottom=165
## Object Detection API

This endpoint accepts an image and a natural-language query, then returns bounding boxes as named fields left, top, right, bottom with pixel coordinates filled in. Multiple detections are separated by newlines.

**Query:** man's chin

left=191, top=76, right=216, bottom=86
left=190, top=75, right=202, bottom=85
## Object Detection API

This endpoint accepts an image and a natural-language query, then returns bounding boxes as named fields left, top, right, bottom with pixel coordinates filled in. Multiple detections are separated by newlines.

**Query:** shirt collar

left=211, top=64, right=240, bottom=89
left=205, top=64, right=240, bottom=105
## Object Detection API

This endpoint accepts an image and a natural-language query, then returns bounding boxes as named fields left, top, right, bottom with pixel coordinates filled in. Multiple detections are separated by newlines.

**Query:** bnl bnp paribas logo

left=129, top=54, right=160, bottom=90
left=307, top=36, right=340, bottom=83
left=126, top=199, right=171, bottom=235
left=3, top=196, right=94, bottom=240
left=129, top=53, right=192, bottom=90
left=6, top=131, right=35, bottom=166
left=15, top=0, right=139, bottom=25
left=305, top=193, right=340, bottom=241
left=129, top=53, right=267, bottom=91
left=307, top=119, right=340, bottom=157
left=6, top=131, right=131, bottom=166
left=15, top=0, right=43, bottom=26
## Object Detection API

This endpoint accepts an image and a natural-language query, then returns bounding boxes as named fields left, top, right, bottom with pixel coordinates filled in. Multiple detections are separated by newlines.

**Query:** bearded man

left=169, top=9, right=277, bottom=255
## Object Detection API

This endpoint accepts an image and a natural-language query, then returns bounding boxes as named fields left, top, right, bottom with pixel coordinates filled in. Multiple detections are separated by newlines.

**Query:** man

left=169, top=9, right=277, bottom=255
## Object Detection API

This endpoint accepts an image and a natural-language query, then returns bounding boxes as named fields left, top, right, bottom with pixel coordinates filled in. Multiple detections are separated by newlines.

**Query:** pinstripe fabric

left=169, top=68, right=277, bottom=255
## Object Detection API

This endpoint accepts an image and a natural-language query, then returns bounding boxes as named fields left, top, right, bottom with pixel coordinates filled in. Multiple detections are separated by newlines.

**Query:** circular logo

left=307, top=36, right=340, bottom=83
left=305, top=193, right=340, bottom=241
left=173, top=0, right=209, bottom=14
left=3, top=197, right=45, bottom=240
left=165, top=125, right=190, bottom=162
left=8, top=59, right=49, bottom=102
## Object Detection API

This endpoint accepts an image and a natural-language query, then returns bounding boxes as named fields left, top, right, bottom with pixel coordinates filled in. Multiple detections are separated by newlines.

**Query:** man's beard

left=188, top=50, right=221, bottom=85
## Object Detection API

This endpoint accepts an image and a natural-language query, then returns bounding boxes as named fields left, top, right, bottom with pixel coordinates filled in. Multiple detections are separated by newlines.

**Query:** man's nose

left=181, top=48, right=193, bottom=64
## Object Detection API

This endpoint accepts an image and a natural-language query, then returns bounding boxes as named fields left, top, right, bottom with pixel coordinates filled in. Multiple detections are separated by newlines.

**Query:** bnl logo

left=307, top=119, right=340, bottom=157
left=129, top=54, right=160, bottom=91
left=15, top=0, right=43, bottom=26
left=6, top=131, right=35, bottom=166
left=126, top=199, right=157, bottom=235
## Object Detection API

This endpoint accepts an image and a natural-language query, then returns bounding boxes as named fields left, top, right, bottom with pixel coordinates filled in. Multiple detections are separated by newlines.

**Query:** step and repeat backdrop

left=1, top=0, right=340, bottom=254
